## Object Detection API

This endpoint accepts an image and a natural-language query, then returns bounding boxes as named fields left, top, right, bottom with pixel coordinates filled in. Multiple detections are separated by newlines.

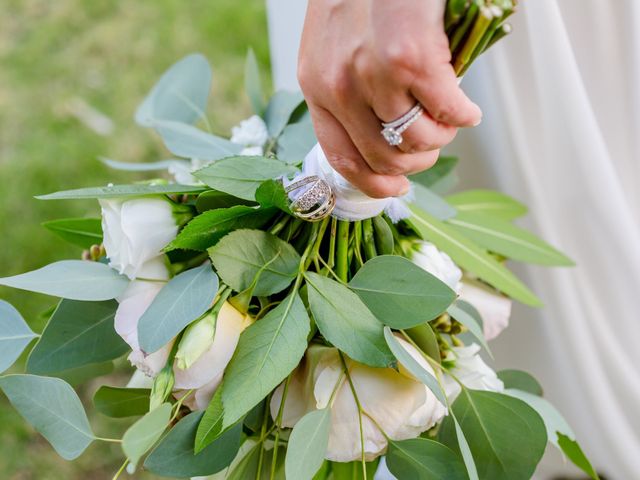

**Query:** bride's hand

left=298, top=0, right=482, bottom=198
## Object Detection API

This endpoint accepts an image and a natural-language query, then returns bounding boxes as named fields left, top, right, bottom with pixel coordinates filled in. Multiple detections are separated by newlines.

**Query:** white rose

left=271, top=337, right=447, bottom=462
left=443, top=343, right=504, bottom=401
left=230, top=115, right=268, bottom=149
left=459, top=280, right=512, bottom=341
left=174, top=302, right=253, bottom=411
left=100, top=197, right=179, bottom=279
left=412, top=242, right=462, bottom=292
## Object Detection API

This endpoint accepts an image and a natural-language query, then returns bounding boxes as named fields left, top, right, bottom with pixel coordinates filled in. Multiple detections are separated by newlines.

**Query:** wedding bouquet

left=0, top=3, right=599, bottom=480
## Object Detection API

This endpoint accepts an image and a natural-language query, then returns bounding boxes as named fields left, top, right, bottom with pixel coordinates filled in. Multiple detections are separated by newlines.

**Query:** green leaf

left=410, top=207, right=541, bottom=306
left=210, top=229, right=300, bottom=296
left=447, top=211, right=573, bottom=266
left=145, top=412, right=242, bottom=477
left=440, top=390, right=547, bottom=480
left=216, top=292, right=309, bottom=437
left=383, top=327, right=446, bottom=405
left=413, top=184, right=457, bottom=220
left=169, top=206, right=276, bottom=252
left=446, top=190, right=527, bottom=220
left=497, top=370, right=543, bottom=396
left=386, top=438, right=467, bottom=480
left=42, top=218, right=102, bottom=249
left=349, top=256, right=456, bottom=329
left=285, top=408, right=331, bottom=480
left=27, top=299, right=128, bottom=374
left=451, top=412, right=479, bottom=480
left=277, top=121, right=317, bottom=164
left=265, top=90, right=305, bottom=138
left=557, top=433, right=600, bottom=480
left=255, top=179, right=292, bottom=213
left=305, top=272, right=393, bottom=368
left=57, top=361, right=114, bottom=387
left=154, top=120, right=243, bottom=161
left=122, top=402, right=172, bottom=469
left=0, top=301, right=37, bottom=374
left=100, top=157, right=183, bottom=172
left=0, top=374, right=94, bottom=460
left=135, top=53, right=212, bottom=127
left=195, top=190, right=256, bottom=213
left=447, top=301, right=491, bottom=356
left=330, top=460, right=379, bottom=480
left=37, top=183, right=205, bottom=200
left=93, top=386, right=150, bottom=418
left=410, top=156, right=458, bottom=194
left=138, top=263, right=219, bottom=353
left=245, top=48, right=265, bottom=115
left=0, top=260, right=129, bottom=301
left=195, top=156, right=298, bottom=201
left=372, top=215, right=394, bottom=255
left=405, top=323, right=440, bottom=364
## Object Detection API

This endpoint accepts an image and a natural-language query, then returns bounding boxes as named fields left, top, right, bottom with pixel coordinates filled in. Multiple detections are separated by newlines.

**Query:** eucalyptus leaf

left=277, top=121, right=317, bottom=164
left=123, top=402, right=172, bottom=469
left=138, top=263, right=219, bottom=354
left=410, top=207, right=541, bottom=306
left=383, top=327, right=446, bottom=405
left=93, top=386, right=150, bottom=418
left=195, top=156, right=298, bottom=201
left=0, top=301, right=37, bottom=374
left=386, top=438, right=467, bottom=480
left=0, top=374, right=94, bottom=460
left=42, top=217, right=102, bottom=249
left=56, top=362, right=114, bottom=387
left=413, top=184, right=457, bottom=220
left=245, top=48, right=265, bottom=115
left=136, top=53, right=212, bottom=127
left=557, top=433, right=600, bottom=480
left=446, top=190, right=527, bottom=220
left=37, top=183, right=205, bottom=200
left=447, top=211, right=573, bottom=266
left=27, top=299, right=128, bottom=374
left=305, top=272, right=393, bottom=368
left=440, top=389, right=547, bottom=480
left=285, top=408, right=331, bottom=480
left=497, top=369, right=543, bottom=396
left=210, top=229, right=300, bottom=296
left=447, top=301, right=491, bottom=356
left=154, top=120, right=243, bottom=161
left=452, top=412, right=479, bottom=480
left=405, top=323, right=440, bottom=364
left=100, top=157, right=184, bottom=172
left=0, top=260, right=129, bottom=301
left=145, top=412, right=241, bottom=477
left=349, top=256, right=456, bottom=329
left=410, top=156, right=458, bottom=194
left=168, top=206, right=276, bottom=252
left=265, top=90, right=305, bottom=138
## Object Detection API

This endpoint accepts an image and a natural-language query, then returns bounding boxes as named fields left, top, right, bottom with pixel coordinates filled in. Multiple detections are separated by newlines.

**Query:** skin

left=298, top=0, right=482, bottom=198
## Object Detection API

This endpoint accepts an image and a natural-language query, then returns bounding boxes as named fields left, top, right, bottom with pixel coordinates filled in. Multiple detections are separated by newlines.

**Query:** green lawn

left=0, top=1, right=270, bottom=478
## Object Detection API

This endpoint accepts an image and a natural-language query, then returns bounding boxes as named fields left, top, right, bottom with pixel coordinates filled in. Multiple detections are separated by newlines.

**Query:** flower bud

left=175, top=313, right=215, bottom=370
left=150, top=364, right=175, bottom=411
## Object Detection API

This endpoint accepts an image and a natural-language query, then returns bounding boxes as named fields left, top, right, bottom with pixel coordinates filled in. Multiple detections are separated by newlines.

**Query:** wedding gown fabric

left=266, top=1, right=640, bottom=479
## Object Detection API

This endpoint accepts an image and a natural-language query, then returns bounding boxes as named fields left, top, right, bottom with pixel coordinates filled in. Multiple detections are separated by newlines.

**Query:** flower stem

left=362, top=218, right=377, bottom=261
left=339, top=353, right=367, bottom=480
left=336, top=220, right=350, bottom=282
left=112, top=459, right=129, bottom=480
left=271, top=375, right=292, bottom=480
left=256, top=398, right=270, bottom=480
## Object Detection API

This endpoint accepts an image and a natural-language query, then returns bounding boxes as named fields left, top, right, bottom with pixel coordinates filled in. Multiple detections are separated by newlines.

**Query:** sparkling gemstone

left=382, top=127, right=403, bottom=146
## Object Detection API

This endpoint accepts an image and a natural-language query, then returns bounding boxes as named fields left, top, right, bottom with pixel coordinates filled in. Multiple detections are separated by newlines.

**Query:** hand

left=298, top=0, right=482, bottom=198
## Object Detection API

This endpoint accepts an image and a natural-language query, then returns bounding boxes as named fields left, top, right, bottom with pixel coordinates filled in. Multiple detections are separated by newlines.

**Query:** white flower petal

left=412, top=242, right=462, bottom=292
left=459, top=280, right=512, bottom=341
left=230, top=115, right=268, bottom=147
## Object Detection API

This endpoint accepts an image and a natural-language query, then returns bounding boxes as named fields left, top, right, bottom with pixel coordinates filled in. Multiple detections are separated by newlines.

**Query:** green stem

left=112, top=460, right=129, bottom=480
left=328, top=217, right=338, bottom=269
left=353, top=221, right=364, bottom=268
left=362, top=218, right=377, bottom=261
left=256, top=399, right=271, bottom=480
left=271, top=375, right=292, bottom=480
left=269, top=213, right=290, bottom=235
left=336, top=220, right=350, bottom=282
left=449, top=1, right=479, bottom=53
left=454, top=5, right=494, bottom=74
left=339, top=353, right=367, bottom=480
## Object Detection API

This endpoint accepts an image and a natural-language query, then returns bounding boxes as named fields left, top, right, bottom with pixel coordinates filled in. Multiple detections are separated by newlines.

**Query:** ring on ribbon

left=285, top=175, right=336, bottom=222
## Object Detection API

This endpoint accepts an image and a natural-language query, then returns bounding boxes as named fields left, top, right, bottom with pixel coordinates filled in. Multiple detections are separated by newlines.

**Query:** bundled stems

left=336, top=220, right=350, bottom=282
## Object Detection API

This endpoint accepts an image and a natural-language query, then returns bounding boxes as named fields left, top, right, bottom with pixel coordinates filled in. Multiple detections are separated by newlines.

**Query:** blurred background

left=0, top=1, right=269, bottom=478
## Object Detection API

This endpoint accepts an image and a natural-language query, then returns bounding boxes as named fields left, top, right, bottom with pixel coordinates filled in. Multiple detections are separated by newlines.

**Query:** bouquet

left=0, top=2, right=599, bottom=480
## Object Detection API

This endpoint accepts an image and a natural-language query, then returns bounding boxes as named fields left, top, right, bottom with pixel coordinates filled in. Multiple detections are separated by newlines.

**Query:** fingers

left=308, top=104, right=411, bottom=198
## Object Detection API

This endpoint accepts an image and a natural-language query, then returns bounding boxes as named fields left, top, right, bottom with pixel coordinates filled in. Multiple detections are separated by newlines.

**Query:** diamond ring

left=380, top=103, right=424, bottom=147
left=285, top=175, right=336, bottom=222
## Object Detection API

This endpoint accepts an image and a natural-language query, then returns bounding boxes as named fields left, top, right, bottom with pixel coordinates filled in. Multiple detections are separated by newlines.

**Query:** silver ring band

left=380, top=103, right=424, bottom=146
left=285, top=176, right=336, bottom=222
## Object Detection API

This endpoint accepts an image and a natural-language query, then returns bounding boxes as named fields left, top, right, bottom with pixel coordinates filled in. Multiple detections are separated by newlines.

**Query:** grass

left=0, top=1, right=271, bottom=478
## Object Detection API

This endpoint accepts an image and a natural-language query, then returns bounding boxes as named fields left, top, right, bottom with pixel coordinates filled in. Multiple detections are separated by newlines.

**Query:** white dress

left=267, top=1, right=640, bottom=479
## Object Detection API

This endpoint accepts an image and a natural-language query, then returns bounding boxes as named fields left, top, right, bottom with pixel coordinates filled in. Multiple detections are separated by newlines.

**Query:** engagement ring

left=285, top=175, right=336, bottom=222
left=380, top=103, right=424, bottom=147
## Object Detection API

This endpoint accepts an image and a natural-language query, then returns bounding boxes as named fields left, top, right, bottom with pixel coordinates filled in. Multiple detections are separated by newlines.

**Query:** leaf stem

left=362, top=218, right=377, bottom=261
left=339, top=353, right=367, bottom=480
left=328, top=217, right=338, bottom=269
left=336, top=221, right=350, bottom=282
left=271, top=375, right=292, bottom=480
left=256, top=399, right=271, bottom=480
left=112, top=459, right=129, bottom=480
left=95, top=436, right=122, bottom=443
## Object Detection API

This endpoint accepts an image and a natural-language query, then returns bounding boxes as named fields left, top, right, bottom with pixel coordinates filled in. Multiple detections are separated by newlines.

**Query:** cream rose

left=443, top=343, right=504, bottom=401
left=459, top=279, right=512, bottom=341
left=411, top=241, right=462, bottom=292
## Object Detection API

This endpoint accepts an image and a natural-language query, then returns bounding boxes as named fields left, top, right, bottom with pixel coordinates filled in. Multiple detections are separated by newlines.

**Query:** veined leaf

left=93, top=386, right=150, bottom=418
left=447, top=301, right=491, bottom=356
left=0, top=375, right=94, bottom=460
left=245, top=48, right=265, bottom=115
left=27, top=299, right=128, bottom=374
left=285, top=408, right=331, bottom=480
left=447, top=211, right=573, bottom=266
left=349, top=256, right=456, bottom=329
left=138, top=263, right=219, bottom=354
left=122, top=403, right=172, bottom=469
left=277, top=120, right=317, bottom=165
left=210, top=229, right=300, bottom=297
left=405, top=323, right=440, bottom=364
left=42, top=217, right=102, bottom=249
left=305, top=272, right=393, bottom=368
left=446, top=190, right=527, bottom=220
left=410, top=156, right=458, bottom=194
left=194, top=156, right=298, bottom=201
left=497, top=370, right=543, bottom=396
left=100, top=157, right=184, bottom=172
left=264, top=90, right=304, bottom=138
left=255, top=179, right=292, bottom=213
left=557, top=434, right=600, bottom=480
left=195, top=190, right=256, bottom=213
left=0, top=260, right=129, bottom=301
left=37, top=183, right=205, bottom=200
left=451, top=412, right=479, bottom=480
left=413, top=184, right=457, bottom=220
left=154, top=120, right=243, bottom=161
left=167, top=206, right=276, bottom=251
left=386, top=438, right=467, bottom=480
left=0, top=301, right=37, bottom=374
left=410, top=207, right=541, bottom=306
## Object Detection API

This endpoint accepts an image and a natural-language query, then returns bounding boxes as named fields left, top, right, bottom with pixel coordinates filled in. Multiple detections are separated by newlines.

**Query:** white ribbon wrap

left=295, top=144, right=412, bottom=222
